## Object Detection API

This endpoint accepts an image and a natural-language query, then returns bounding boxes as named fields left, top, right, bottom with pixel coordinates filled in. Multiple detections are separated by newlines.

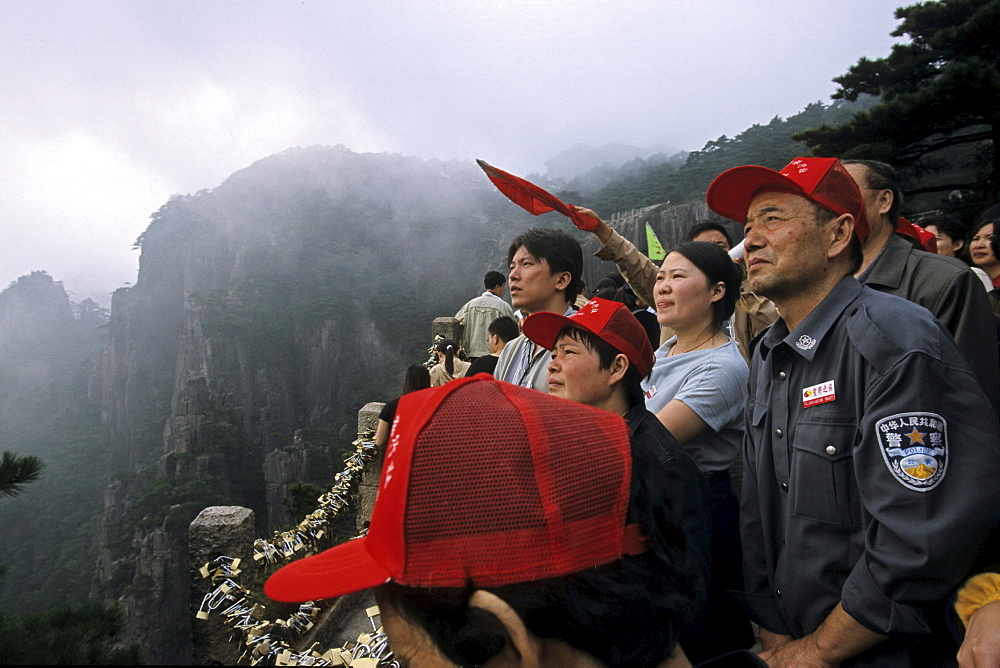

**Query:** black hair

left=971, top=218, right=1000, bottom=267
left=375, top=432, right=707, bottom=667
left=557, top=326, right=647, bottom=407
left=402, top=364, right=431, bottom=395
left=435, top=338, right=460, bottom=376
left=487, top=316, right=519, bottom=344
left=841, top=159, right=902, bottom=226
left=920, top=212, right=970, bottom=263
left=593, top=277, right=619, bottom=296
left=614, top=284, right=639, bottom=311
left=668, top=241, right=742, bottom=327
left=606, top=272, right=626, bottom=288
left=484, top=271, right=506, bottom=290
left=593, top=286, right=619, bottom=301
left=687, top=221, right=733, bottom=247
left=507, top=228, right=583, bottom=305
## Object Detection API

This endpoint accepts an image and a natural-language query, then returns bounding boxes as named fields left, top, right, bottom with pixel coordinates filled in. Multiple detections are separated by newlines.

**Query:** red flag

left=476, top=159, right=599, bottom=231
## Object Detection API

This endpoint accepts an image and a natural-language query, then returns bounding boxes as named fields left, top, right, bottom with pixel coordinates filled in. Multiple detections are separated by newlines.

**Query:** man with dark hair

left=464, top=315, right=519, bottom=377
left=688, top=221, right=734, bottom=250
left=842, top=159, right=999, bottom=413
left=455, top=271, right=515, bottom=360
left=264, top=376, right=709, bottom=666
left=706, top=157, right=1000, bottom=665
left=493, top=227, right=583, bottom=391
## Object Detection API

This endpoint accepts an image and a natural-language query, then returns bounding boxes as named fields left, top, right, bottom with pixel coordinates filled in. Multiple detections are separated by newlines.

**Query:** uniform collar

left=858, top=233, right=911, bottom=289
left=760, top=275, right=863, bottom=361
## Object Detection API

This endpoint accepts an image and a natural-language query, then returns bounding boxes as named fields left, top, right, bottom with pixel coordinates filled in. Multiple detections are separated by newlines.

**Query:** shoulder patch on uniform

left=876, top=412, right=947, bottom=492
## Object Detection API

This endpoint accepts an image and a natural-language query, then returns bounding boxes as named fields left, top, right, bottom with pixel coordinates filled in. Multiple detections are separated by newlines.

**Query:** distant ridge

left=544, top=142, right=679, bottom=181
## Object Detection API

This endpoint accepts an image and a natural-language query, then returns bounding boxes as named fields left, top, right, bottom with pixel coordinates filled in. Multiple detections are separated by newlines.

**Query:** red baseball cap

left=264, top=375, right=642, bottom=603
left=705, top=157, right=871, bottom=243
left=521, top=297, right=655, bottom=377
left=897, top=216, right=938, bottom=253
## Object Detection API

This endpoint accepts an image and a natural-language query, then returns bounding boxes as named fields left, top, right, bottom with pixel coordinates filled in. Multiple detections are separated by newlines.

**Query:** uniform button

left=778, top=371, right=787, bottom=380
left=825, top=445, right=837, bottom=456
left=780, top=482, right=788, bottom=490
left=776, top=589, right=782, bottom=598
left=775, top=428, right=783, bottom=438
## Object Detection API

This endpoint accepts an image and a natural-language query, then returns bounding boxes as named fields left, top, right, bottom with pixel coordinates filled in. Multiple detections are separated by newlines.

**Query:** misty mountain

left=0, top=271, right=108, bottom=611
left=0, top=99, right=889, bottom=662
left=544, top=142, right=682, bottom=181
left=81, top=146, right=562, bottom=661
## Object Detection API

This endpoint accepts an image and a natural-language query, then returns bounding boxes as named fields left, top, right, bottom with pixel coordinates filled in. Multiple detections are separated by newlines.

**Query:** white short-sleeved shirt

left=641, top=337, right=748, bottom=472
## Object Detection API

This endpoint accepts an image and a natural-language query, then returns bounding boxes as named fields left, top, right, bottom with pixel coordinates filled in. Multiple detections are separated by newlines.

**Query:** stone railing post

left=189, top=506, right=256, bottom=666
left=356, top=402, right=384, bottom=532
left=431, top=317, right=462, bottom=348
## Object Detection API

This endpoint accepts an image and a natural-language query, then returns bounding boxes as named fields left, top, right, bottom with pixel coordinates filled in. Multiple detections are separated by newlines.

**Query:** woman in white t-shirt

left=642, top=240, right=754, bottom=662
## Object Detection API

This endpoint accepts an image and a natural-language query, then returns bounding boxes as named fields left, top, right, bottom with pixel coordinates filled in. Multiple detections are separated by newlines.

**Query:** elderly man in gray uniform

left=706, top=157, right=1000, bottom=666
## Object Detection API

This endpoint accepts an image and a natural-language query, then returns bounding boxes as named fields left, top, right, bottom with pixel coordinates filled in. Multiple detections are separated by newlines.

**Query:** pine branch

left=0, top=452, right=45, bottom=499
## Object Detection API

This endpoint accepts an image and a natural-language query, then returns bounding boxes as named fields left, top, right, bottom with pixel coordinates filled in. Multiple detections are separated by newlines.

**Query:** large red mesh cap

left=521, top=297, right=655, bottom=376
left=264, top=375, right=633, bottom=603
left=705, top=157, right=871, bottom=243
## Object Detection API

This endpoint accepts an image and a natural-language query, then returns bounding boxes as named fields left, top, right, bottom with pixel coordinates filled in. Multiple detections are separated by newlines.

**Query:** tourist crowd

left=265, top=158, right=1000, bottom=667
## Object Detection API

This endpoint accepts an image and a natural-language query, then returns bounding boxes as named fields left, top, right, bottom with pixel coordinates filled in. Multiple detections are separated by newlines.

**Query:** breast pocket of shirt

left=790, top=420, right=861, bottom=526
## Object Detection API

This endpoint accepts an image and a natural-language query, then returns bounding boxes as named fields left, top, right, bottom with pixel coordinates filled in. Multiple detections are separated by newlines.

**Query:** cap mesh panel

left=402, top=381, right=629, bottom=587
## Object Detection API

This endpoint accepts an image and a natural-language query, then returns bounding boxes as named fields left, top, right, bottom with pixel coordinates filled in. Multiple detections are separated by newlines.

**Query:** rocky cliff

left=87, top=146, right=523, bottom=663
left=0, top=145, right=734, bottom=663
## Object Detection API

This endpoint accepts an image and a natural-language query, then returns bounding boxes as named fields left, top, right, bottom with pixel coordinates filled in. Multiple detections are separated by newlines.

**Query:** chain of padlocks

left=196, top=429, right=398, bottom=666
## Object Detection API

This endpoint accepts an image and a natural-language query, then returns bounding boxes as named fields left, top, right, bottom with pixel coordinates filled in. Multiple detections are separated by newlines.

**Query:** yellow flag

left=646, top=223, right=666, bottom=261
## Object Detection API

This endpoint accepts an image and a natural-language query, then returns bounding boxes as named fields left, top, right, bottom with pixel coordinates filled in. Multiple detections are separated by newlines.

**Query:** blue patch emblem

left=876, top=412, right=947, bottom=492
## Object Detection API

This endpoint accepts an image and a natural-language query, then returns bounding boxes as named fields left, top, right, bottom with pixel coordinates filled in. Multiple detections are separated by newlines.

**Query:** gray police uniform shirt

left=642, top=337, right=747, bottom=473
left=738, top=275, right=1000, bottom=643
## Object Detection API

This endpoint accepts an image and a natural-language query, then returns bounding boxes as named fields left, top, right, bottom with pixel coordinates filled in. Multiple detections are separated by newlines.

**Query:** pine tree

left=796, top=0, right=1000, bottom=206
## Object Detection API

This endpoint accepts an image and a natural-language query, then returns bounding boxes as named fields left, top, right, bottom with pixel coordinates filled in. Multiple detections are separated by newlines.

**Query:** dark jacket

left=738, top=277, right=1000, bottom=664
left=862, top=233, right=1000, bottom=414
left=624, top=404, right=712, bottom=629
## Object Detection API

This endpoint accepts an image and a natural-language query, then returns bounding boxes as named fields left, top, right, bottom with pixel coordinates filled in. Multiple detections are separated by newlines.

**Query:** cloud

left=0, top=0, right=905, bottom=303
left=2, top=132, right=171, bottom=301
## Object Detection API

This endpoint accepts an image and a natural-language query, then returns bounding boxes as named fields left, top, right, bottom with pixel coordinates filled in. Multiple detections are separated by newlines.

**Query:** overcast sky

left=1, top=0, right=904, bottom=304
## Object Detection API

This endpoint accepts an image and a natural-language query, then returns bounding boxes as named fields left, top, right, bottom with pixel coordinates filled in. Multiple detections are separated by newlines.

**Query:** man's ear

left=608, top=353, right=629, bottom=386
left=875, top=187, right=894, bottom=218
left=468, top=590, right=542, bottom=668
left=553, top=271, right=572, bottom=293
left=827, top=213, right=855, bottom=260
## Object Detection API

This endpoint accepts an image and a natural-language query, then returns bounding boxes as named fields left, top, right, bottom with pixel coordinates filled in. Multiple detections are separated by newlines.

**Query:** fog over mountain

left=1, top=1, right=904, bottom=305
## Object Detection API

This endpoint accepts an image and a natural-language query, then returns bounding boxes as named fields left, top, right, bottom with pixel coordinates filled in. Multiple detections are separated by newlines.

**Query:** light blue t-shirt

left=641, top=337, right=748, bottom=473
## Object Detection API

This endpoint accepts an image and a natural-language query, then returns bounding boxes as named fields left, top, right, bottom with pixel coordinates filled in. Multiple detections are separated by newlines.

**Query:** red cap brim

left=521, top=311, right=579, bottom=352
left=706, top=165, right=807, bottom=224
left=263, top=536, right=391, bottom=603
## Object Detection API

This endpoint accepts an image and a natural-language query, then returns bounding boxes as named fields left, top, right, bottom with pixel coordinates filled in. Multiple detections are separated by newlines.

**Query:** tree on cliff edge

left=795, top=0, right=1000, bottom=204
